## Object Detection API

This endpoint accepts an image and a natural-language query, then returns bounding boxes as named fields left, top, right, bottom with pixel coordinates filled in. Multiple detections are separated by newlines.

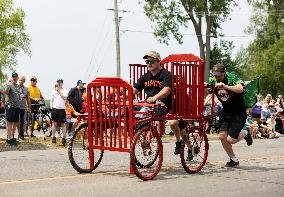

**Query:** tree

left=238, top=0, right=284, bottom=96
left=210, top=39, right=240, bottom=72
left=141, top=0, right=237, bottom=81
left=0, top=0, right=31, bottom=80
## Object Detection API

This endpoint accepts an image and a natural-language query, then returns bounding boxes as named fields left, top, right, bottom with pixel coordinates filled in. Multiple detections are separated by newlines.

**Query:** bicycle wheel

left=180, top=121, right=209, bottom=174
left=68, top=122, right=104, bottom=173
left=130, top=126, right=163, bottom=181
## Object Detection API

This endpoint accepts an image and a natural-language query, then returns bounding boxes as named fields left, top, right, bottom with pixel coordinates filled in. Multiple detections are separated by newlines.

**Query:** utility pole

left=114, top=0, right=121, bottom=77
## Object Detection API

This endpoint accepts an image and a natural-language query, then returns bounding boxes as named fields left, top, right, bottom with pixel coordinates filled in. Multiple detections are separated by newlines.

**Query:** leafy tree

left=238, top=0, right=284, bottom=96
left=0, top=0, right=31, bottom=80
left=210, top=39, right=240, bottom=72
left=141, top=0, right=237, bottom=81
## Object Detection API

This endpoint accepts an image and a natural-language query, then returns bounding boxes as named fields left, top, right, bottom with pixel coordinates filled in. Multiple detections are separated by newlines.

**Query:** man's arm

left=216, top=83, right=244, bottom=93
left=0, top=84, right=11, bottom=95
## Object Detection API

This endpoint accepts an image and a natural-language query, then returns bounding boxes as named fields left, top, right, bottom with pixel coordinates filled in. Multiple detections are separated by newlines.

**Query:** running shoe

left=244, top=133, right=253, bottom=146
left=225, top=159, right=239, bottom=167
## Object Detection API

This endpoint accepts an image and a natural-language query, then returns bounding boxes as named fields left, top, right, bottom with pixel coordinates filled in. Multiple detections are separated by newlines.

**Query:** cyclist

left=207, top=63, right=253, bottom=167
left=133, top=51, right=172, bottom=121
left=28, top=76, right=44, bottom=137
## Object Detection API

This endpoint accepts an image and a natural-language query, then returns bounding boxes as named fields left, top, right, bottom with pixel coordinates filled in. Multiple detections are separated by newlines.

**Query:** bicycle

left=29, top=101, right=52, bottom=137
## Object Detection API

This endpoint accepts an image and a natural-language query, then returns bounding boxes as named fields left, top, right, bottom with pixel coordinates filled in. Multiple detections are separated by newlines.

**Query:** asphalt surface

left=0, top=132, right=283, bottom=197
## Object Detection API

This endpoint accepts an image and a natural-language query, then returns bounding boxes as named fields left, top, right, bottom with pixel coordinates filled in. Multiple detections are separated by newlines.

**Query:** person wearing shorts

left=207, top=64, right=253, bottom=167
left=50, top=79, right=68, bottom=145
left=0, top=72, right=21, bottom=145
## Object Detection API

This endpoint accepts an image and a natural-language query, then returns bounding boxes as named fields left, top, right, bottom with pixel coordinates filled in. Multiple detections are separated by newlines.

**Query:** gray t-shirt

left=6, top=83, right=21, bottom=108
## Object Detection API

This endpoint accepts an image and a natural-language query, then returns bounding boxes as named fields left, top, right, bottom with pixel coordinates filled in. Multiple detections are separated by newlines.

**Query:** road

left=0, top=134, right=283, bottom=197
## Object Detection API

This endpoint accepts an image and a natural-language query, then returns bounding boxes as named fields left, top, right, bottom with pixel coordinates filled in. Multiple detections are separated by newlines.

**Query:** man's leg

left=6, top=122, right=13, bottom=141
left=169, top=120, right=182, bottom=155
left=19, top=109, right=25, bottom=139
left=51, top=121, right=57, bottom=143
left=219, top=131, right=236, bottom=159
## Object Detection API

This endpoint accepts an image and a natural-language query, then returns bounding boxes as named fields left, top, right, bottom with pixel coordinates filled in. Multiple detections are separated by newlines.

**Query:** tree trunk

left=204, top=15, right=212, bottom=82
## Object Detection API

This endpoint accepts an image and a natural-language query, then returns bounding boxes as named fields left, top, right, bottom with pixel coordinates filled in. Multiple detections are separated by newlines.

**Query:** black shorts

left=6, top=107, right=20, bottom=122
left=219, top=112, right=246, bottom=139
left=51, top=108, right=66, bottom=124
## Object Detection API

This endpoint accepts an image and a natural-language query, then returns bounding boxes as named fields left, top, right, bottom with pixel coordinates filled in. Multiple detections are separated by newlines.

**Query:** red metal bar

left=87, top=83, right=94, bottom=170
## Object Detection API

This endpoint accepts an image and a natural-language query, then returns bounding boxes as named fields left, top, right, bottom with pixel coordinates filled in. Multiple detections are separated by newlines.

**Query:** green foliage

left=143, top=0, right=236, bottom=45
left=141, top=0, right=237, bottom=81
left=0, top=0, right=31, bottom=80
left=210, top=39, right=239, bottom=72
left=237, top=0, right=284, bottom=96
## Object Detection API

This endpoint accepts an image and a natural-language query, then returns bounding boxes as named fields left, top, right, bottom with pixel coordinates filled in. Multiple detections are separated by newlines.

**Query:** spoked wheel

left=180, top=121, right=209, bottom=174
left=68, top=122, right=104, bottom=173
left=130, top=126, right=163, bottom=181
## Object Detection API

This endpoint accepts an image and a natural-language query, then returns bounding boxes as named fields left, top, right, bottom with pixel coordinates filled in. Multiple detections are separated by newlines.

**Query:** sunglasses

left=145, top=59, right=158, bottom=64
left=31, top=79, right=37, bottom=82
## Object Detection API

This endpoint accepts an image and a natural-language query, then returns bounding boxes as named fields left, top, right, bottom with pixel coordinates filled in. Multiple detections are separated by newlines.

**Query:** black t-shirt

left=214, top=76, right=246, bottom=115
left=134, top=68, right=172, bottom=110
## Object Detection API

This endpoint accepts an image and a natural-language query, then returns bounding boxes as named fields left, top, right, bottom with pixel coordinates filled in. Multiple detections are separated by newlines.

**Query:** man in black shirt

left=208, top=64, right=253, bottom=167
left=67, top=80, right=85, bottom=112
left=133, top=51, right=172, bottom=118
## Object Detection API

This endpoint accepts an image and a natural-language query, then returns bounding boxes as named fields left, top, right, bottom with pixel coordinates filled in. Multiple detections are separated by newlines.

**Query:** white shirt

left=51, top=89, right=68, bottom=109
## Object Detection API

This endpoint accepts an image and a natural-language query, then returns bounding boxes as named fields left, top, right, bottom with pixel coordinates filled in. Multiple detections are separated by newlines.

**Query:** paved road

left=0, top=136, right=283, bottom=197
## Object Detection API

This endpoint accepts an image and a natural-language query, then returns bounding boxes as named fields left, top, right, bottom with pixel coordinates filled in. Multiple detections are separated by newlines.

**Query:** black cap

left=212, top=63, right=225, bottom=77
left=12, top=72, right=18, bottom=77
left=57, top=79, right=63, bottom=83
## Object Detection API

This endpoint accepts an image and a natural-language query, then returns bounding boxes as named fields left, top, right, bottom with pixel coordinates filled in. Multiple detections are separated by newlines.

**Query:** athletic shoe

left=174, top=141, right=182, bottom=155
left=244, top=133, right=253, bottom=146
left=30, top=133, right=36, bottom=138
left=5, top=139, right=13, bottom=146
left=62, top=138, right=66, bottom=146
left=186, top=151, right=194, bottom=161
left=225, top=159, right=239, bottom=167
left=52, top=137, right=56, bottom=144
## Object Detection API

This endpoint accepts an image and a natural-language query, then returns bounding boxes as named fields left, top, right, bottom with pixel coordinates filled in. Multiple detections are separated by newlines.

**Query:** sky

left=13, top=0, right=254, bottom=98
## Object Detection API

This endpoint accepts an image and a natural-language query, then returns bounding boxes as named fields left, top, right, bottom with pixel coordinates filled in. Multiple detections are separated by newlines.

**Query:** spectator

left=251, top=94, right=262, bottom=122
left=261, top=98, right=270, bottom=120
left=265, top=94, right=272, bottom=103
left=50, top=79, right=68, bottom=146
left=257, top=117, right=272, bottom=138
left=28, top=76, right=44, bottom=137
left=244, top=114, right=258, bottom=139
left=18, top=76, right=31, bottom=140
left=65, top=100, right=82, bottom=135
left=0, top=72, right=21, bottom=146
left=67, top=80, right=85, bottom=112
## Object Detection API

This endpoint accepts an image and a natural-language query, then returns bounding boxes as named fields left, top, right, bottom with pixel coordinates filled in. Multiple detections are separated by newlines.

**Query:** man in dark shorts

left=208, top=64, right=253, bottom=167
left=133, top=51, right=172, bottom=119
left=0, top=72, right=21, bottom=145
left=50, top=79, right=68, bottom=145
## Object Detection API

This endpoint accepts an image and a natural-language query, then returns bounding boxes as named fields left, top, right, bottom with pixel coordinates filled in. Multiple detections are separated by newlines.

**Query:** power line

left=120, top=29, right=253, bottom=38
